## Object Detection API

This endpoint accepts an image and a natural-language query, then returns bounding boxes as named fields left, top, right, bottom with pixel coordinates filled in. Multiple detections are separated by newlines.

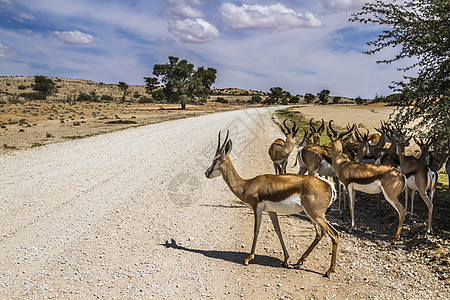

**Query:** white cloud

left=14, top=11, right=36, bottom=22
left=320, top=0, right=372, bottom=10
left=169, top=18, right=219, bottom=43
left=18, top=28, right=34, bottom=36
left=219, top=3, right=322, bottom=30
left=53, top=30, right=95, bottom=45
left=167, top=0, right=203, bottom=5
left=167, top=4, right=204, bottom=20
left=0, top=43, right=17, bottom=60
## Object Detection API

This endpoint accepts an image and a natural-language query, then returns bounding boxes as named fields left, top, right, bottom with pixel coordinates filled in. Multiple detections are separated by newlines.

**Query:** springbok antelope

left=396, top=140, right=436, bottom=232
left=206, top=131, right=339, bottom=277
left=327, top=121, right=407, bottom=241
left=373, top=124, right=400, bottom=169
left=295, top=126, right=357, bottom=216
left=269, top=120, right=299, bottom=174
left=309, top=118, right=325, bottom=145
left=386, top=126, right=437, bottom=232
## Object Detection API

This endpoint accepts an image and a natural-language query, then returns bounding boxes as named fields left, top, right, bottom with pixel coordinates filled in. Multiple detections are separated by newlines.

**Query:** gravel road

left=1, top=106, right=448, bottom=299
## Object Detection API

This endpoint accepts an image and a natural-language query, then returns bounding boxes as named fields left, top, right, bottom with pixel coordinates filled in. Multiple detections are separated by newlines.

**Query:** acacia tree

left=150, top=56, right=217, bottom=109
left=32, top=75, right=57, bottom=99
left=350, top=0, right=450, bottom=145
left=266, top=87, right=290, bottom=104
left=304, top=93, right=315, bottom=104
left=143, top=77, right=159, bottom=98
left=317, top=89, right=330, bottom=105
left=117, top=82, right=129, bottom=102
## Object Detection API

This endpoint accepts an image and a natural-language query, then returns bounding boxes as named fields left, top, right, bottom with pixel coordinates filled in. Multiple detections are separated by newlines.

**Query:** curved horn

left=328, top=120, right=338, bottom=138
left=309, top=118, right=317, bottom=132
left=216, top=130, right=229, bottom=155
left=339, top=124, right=355, bottom=139
left=283, top=119, right=290, bottom=134
left=355, top=127, right=362, bottom=142
left=302, top=126, right=309, bottom=138
left=216, top=130, right=222, bottom=155
left=318, top=119, right=325, bottom=134
left=290, top=120, right=298, bottom=135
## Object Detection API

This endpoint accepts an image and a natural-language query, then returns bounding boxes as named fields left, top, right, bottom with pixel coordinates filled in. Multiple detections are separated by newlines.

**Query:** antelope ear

left=221, top=139, right=233, bottom=159
left=225, top=139, right=233, bottom=154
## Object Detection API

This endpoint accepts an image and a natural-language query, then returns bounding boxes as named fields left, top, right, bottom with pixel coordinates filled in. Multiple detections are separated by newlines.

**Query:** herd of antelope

left=206, top=116, right=449, bottom=277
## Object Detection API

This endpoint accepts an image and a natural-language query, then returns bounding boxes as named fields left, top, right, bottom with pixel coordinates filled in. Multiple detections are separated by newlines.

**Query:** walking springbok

left=269, top=120, right=299, bottom=174
left=206, top=131, right=339, bottom=277
left=327, top=121, right=407, bottom=242
left=387, top=126, right=437, bottom=233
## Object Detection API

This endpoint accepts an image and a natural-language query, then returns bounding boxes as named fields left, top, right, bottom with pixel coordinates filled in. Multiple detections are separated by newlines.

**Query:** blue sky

left=0, top=0, right=408, bottom=98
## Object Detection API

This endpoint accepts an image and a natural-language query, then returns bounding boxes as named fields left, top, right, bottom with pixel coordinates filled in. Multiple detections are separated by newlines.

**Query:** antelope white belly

left=261, top=193, right=304, bottom=215
left=406, top=175, right=419, bottom=191
left=350, top=180, right=382, bottom=194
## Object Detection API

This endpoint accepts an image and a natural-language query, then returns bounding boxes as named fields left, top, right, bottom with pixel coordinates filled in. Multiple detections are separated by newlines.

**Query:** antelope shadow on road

left=161, top=238, right=323, bottom=275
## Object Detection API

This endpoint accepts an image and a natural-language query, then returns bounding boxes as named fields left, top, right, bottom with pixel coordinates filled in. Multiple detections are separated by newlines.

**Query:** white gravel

left=0, top=107, right=281, bottom=298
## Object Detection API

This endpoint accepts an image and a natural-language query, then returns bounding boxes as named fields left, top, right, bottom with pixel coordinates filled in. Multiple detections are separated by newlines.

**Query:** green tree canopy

left=32, top=75, right=57, bottom=98
left=350, top=0, right=450, bottom=145
left=117, top=82, right=129, bottom=102
left=317, top=89, right=330, bottom=105
left=150, top=56, right=217, bottom=109
left=304, top=93, right=315, bottom=104
left=266, top=87, right=290, bottom=105
left=143, top=77, right=159, bottom=96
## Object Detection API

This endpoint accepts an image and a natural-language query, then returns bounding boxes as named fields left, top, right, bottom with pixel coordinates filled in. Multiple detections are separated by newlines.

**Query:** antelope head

left=205, top=130, right=231, bottom=179
left=281, top=119, right=299, bottom=140
left=327, top=120, right=355, bottom=150
left=355, top=127, right=371, bottom=158
left=309, top=118, right=325, bottom=144
left=385, top=122, right=411, bottom=147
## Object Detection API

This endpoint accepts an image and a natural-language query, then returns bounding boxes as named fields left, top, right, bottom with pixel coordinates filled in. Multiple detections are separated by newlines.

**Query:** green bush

left=216, top=97, right=228, bottom=103
left=289, top=96, right=300, bottom=104
left=250, top=95, right=262, bottom=104
left=100, top=95, right=114, bottom=101
left=355, top=97, right=365, bottom=105
left=18, top=92, right=46, bottom=100
left=105, top=120, right=137, bottom=124
left=138, top=97, right=154, bottom=103
left=18, top=85, right=27, bottom=90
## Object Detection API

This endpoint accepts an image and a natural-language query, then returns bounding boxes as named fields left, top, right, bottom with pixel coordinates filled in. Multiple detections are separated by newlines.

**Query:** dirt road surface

left=1, top=106, right=448, bottom=299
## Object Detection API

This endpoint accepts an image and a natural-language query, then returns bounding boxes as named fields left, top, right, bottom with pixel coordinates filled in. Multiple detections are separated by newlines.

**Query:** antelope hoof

left=323, top=269, right=334, bottom=278
left=282, top=260, right=289, bottom=267
left=293, top=259, right=305, bottom=269
left=243, top=254, right=254, bottom=266
left=347, top=226, right=353, bottom=233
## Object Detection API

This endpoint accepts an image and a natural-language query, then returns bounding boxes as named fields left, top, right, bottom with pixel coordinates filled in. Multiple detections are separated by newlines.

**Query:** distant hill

left=0, top=76, right=147, bottom=102
left=0, top=76, right=267, bottom=103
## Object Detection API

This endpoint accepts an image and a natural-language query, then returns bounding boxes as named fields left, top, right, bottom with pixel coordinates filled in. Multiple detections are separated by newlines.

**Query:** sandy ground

left=289, top=104, right=396, bottom=132
left=1, top=106, right=449, bottom=299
